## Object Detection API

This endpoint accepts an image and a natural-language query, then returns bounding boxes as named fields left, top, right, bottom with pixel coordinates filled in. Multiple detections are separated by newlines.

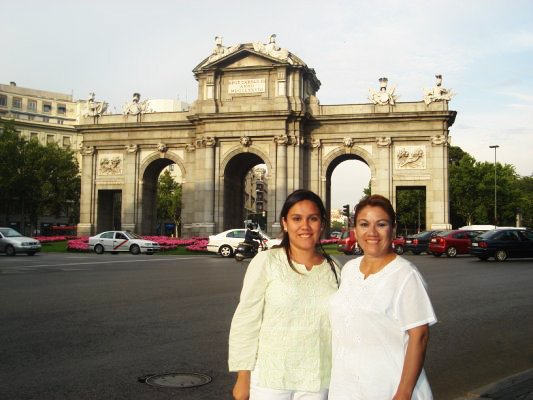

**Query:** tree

left=396, top=188, right=425, bottom=236
left=0, top=120, right=80, bottom=233
left=156, top=170, right=182, bottom=236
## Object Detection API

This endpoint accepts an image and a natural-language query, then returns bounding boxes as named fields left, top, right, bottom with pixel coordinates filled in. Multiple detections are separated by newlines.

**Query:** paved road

left=0, top=252, right=531, bottom=399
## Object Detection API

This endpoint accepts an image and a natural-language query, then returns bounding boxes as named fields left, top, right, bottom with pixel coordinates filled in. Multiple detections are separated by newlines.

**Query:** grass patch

left=41, top=241, right=69, bottom=252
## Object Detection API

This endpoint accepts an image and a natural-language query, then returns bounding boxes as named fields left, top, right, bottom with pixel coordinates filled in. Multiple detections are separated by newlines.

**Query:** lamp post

left=489, top=145, right=499, bottom=225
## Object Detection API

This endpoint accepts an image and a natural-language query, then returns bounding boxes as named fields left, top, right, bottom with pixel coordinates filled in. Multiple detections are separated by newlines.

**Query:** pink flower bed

left=65, top=235, right=209, bottom=252
left=320, top=238, right=339, bottom=245
left=34, top=235, right=77, bottom=243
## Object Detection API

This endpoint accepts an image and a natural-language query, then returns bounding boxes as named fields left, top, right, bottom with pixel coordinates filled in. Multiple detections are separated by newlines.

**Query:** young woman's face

left=354, top=205, right=394, bottom=257
left=282, top=200, right=323, bottom=252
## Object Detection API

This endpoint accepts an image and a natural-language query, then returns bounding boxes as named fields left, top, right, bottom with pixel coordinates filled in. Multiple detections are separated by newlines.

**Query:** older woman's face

left=354, top=205, right=394, bottom=257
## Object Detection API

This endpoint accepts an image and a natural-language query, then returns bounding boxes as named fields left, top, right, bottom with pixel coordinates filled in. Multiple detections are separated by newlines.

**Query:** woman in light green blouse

left=229, top=189, right=340, bottom=400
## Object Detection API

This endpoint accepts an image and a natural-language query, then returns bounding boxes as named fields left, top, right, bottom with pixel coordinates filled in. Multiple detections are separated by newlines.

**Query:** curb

left=454, top=369, right=533, bottom=399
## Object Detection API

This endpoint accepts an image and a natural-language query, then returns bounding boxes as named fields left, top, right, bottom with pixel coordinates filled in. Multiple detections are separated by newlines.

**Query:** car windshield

left=0, top=228, right=23, bottom=237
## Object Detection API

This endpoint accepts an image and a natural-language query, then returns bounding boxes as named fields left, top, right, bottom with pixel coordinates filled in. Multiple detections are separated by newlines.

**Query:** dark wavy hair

left=279, top=189, right=338, bottom=285
left=353, top=194, right=396, bottom=227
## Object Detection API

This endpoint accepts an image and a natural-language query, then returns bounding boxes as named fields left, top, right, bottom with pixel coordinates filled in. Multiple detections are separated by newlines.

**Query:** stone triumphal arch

left=77, top=36, right=456, bottom=237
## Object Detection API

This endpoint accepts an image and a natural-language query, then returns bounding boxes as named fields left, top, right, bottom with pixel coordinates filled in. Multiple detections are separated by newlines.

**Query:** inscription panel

left=228, top=79, right=266, bottom=94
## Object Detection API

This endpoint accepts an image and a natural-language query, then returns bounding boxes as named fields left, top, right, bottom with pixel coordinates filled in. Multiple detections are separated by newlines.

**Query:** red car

left=429, top=229, right=483, bottom=257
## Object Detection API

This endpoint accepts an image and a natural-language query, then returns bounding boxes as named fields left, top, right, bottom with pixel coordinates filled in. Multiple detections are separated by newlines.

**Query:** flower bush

left=67, top=236, right=89, bottom=251
left=320, top=238, right=339, bottom=245
left=65, top=235, right=209, bottom=253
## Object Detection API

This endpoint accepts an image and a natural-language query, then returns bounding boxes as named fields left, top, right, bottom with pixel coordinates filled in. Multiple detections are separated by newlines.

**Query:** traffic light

left=342, top=204, right=350, bottom=217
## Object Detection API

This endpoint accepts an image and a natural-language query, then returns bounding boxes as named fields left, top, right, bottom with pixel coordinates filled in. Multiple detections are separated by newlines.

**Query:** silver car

left=0, top=227, right=42, bottom=256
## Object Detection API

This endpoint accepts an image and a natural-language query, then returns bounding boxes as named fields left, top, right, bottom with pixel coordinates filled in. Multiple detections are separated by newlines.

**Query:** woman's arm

left=233, top=370, right=251, bottom=400
left=392, top=324, right=429, bottom=400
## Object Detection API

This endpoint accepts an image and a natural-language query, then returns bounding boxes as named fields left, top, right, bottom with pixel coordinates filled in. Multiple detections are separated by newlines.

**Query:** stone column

left=192, top=136, right=216, bottom=236
left=77, top=146, right=97, bottom=236
left=121, top=144, right=139, bottom=232
left=273, top=134, right=288, bottom=234
left=181, top=143, right=197, bottom=237
left=309, top=138, right=322, bottom=196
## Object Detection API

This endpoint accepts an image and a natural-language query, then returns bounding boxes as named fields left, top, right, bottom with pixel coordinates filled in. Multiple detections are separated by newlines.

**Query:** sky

left=2, top=0, right=533, bottom=209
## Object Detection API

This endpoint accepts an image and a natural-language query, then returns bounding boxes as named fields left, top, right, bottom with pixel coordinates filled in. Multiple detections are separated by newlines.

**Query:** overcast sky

left=2, top=0, right=532, bottom=209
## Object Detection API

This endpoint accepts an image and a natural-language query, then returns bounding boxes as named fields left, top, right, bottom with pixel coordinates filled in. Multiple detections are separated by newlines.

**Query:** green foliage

left=156, top=169, right=182, bottom=236
left=0, top=120, right=80, bottom=231
left=396, top=188, right=425, bottom=236
left=330, top=220, right=344, bottom=232
left=448, top=146, right=531, bottom=227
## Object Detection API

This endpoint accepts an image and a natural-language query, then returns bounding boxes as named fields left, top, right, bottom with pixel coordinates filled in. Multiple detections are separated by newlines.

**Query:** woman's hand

left=233, top=370, right=251, bottom=400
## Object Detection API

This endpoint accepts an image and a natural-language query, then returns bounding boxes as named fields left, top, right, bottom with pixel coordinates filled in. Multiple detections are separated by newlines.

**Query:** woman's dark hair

left=278, top=189, right=338, bottom=285
left=353, top=194, right=396, bottom=227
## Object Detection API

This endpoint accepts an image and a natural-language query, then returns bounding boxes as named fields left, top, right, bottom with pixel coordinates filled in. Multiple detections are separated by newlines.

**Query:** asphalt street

left=0, top=252, right=531, bottom=399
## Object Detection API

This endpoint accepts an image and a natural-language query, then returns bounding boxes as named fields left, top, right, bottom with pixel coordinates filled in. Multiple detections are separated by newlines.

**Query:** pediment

left=193, top=43, right=305, bottom=73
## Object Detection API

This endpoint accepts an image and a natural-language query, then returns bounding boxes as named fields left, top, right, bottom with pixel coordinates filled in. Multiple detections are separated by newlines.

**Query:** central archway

left=223, top=152, right=265, bottom=231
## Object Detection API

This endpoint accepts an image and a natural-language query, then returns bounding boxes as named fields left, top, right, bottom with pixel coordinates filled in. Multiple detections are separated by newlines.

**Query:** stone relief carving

left=186, top=143, right=196, bottom=152
left=377, top=136, right=392, bottom=147
left=396, top=146, right=426, bottom=169
left=99, top=156, right=122, bottom=175
left=125, top=144, right=139, bottom=153
left=240, top=136, right=251, bottom=147
left=275, top=134, right=289, bottom=145
left=368, top=77, right=398, bottom=105
left=430, top=134, right=448, bottom=146
left=123, top=93, right=152, bottom=118
left=423, top=74, right=455, bottom=105
left=82, top=145, right=95, bottom=156
left=207, top=36, right=240, bottom=63
left=343, top=137, right=354, bottom=148
left=83, top=92, right=108, bottom=118
left=157, top=143, right=168, bottom=153
left=204, top=136, right=216, bottom=147
left=311, top=138, right=321, bottom=149
left=253, top=34, right=294, bottom=64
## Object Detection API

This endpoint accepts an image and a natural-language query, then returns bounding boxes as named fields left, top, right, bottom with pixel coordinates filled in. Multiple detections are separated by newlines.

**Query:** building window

left=62, top=136, right=71, bottom=148
left=30, top=132, right=39, bottom=141
left=46, top=134, right=55, bottom=144
left=13, top=97, right=22, bottom=108
left=0, top=95, right=6, bottom=106
left=57, top=119, right=64, bottom=125
left=28, top=100, right=37, bottom=112
left=43, top=102, right=52, bottom=113
left=57, top=104, right=66, bottom=114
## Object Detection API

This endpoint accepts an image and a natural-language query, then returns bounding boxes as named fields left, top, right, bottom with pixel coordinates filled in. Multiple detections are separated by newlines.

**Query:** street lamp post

left=489, top=145, right=499, bottom=225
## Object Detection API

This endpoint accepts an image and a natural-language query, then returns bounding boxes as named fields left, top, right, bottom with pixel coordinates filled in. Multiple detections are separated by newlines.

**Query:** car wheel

left=94, top=244, right=104, bottom=255
left=446, top=247, right=457, bottom=257
left=5, top=245, right=16, bottom=256
left=130, top=244, right=141, bottom=255
left=394, top=245, right=404, bottom=255
left=495, top=250, right=508, bottom=262
left=219, top=245, right=233, bottom=258
left=432, top=252, right=443, bottom=257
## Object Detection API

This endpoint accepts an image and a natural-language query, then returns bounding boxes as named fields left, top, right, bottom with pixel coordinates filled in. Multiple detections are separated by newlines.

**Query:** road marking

left=2, top=257, right=210, bottom=269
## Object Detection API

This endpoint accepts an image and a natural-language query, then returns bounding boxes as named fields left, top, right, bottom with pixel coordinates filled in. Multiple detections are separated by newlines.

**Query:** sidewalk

left=454, top=369, right=533, bottom=399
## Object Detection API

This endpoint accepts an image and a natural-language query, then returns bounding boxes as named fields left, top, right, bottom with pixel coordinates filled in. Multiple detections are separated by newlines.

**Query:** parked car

left=88, top=231, right=160, bottom=255
left=207, top=228, right=281, bottom=258
left=429, top=229, right=483, bottom=257
left=0, top=227, right=41, bottom=256
left=469, top=228, right=533, bottom=261
left=337, top=230, right=362, bottom=255
left=392, top=236, right=406, bottom=255
left=404, top=230, right=440, bottom=255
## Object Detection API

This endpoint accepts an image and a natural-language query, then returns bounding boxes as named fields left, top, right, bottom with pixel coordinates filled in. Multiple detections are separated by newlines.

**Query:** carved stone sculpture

left=311, top=138, right=321, bottom=149
left=377, top=136, right=392, bottom=147
left=82, top=145, right=95, bottom=156
left=84, top=92, right=108, bottom=118
left=123, top=92, right=151, bottom=118
left=368, top=77, right=398, bottom=105
left=207, top=36, right=240, bottom=63
left=430, top=134, right=448, bottom=145
left=99, top=156, right=122, bottom=175
left=240, top=136, right=251, bottom=147
left=275, top=134, right=289, bottom=145
left=253, top=34, right=294, bottom=64
left=343, top=137, right=354, bottom=148
left=157, top=143, right=168, bottom=153
left=126, top=144, right=139, bottom=153
left=396, top=147, right=425, bottom=169
left=423, top=75, right=455, bottom=105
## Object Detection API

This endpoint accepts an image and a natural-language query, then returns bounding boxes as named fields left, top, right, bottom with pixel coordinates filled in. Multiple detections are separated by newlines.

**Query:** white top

left=328, top=256, right=437, bottom=400
left=228, top=248, right=340, bottom=392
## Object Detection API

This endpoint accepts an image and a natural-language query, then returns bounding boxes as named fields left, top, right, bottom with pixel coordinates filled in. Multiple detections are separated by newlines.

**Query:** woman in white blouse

left=329, top=195, right=437, bottom=400
left=229, top=189, right=340, bottom=400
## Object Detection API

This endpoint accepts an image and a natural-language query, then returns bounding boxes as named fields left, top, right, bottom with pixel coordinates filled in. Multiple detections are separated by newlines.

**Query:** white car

left=88, top=231, right=160, bottom=255
left=207, top=228, right=281, bottom=257
left=0, top=227, right=41, bottom=256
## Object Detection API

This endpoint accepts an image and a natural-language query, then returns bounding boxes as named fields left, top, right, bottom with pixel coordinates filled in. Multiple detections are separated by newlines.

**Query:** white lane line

left=10, top=257, right=208, bottom=268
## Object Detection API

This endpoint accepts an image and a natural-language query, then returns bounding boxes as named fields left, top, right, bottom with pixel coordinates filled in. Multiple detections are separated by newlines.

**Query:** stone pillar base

left=122, top=223, right=137, bottom=233
left=77, top=223, right=95, bottom=237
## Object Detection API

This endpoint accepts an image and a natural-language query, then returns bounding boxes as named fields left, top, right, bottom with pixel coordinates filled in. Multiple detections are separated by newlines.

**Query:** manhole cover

left=143, top=372, right=212, bottom=388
